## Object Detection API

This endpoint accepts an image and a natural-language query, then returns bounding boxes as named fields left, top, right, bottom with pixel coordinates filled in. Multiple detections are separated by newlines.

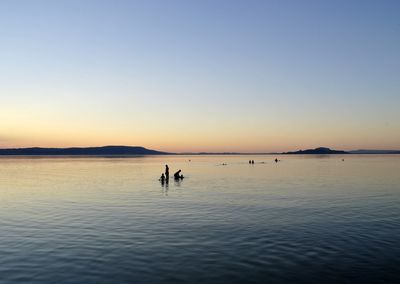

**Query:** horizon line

left=0, top=145, right=399, bottom=154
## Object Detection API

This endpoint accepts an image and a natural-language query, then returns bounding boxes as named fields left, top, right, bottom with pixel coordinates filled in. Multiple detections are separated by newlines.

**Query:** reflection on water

left=0, top=155, right=400, bottom=283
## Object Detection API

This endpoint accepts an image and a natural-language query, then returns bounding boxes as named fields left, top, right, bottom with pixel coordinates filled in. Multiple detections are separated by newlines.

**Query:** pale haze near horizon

left=1, top=0, right=399, bottom=153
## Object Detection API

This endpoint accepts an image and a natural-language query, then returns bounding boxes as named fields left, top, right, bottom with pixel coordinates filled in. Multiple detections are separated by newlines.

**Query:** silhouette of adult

left=165, top=165, right=169, bottom=179
left=174, top=169, right=183, bottom=180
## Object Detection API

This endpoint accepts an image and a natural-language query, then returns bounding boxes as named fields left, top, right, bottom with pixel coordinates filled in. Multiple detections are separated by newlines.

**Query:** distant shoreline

left=0, top=146, right=399, bottom=156
left=0, top=153, right=399, bottom=157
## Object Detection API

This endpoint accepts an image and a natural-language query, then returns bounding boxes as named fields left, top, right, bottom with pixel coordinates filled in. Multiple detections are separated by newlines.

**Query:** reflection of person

left=174, top=170, right=183, bottom=179
left=165, top=165, right=169, bottom=179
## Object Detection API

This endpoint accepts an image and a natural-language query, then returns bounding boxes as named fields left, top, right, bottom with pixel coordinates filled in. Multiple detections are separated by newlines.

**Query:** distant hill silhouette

left=0, top=146, right=168, bottom=155
left=1, top=146, right=398, bottom=156
left=283, top=147, right=348, bottom=155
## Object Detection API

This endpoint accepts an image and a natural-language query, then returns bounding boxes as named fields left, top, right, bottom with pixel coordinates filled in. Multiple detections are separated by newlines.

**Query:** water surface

left=1, top=155, right=399, bottom=283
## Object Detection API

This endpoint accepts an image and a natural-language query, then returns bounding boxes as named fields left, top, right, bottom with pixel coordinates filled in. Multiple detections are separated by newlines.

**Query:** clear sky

left=1, top=0, right=399, bottom=152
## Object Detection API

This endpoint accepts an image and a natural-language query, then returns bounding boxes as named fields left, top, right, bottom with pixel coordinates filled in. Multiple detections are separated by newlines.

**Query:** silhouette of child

left=160, top=173, right=165, bottom=183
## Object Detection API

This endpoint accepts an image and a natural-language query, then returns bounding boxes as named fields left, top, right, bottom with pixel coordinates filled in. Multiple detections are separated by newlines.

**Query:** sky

left=1, top=0, right=399, bottom=152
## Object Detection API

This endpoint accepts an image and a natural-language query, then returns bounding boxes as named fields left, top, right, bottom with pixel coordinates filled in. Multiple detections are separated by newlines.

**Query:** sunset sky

left=1, top=0, right=399, bottom=152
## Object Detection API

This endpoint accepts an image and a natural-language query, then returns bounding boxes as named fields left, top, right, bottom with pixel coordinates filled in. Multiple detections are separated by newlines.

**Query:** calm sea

left=0, top=155, right=399, bottom=283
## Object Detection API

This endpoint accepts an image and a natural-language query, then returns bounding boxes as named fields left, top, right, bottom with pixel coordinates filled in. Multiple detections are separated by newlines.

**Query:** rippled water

left=0, top=155, right=399, bottom=283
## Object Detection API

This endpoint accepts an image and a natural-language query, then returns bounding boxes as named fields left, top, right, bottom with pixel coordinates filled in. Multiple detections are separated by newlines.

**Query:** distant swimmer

left=174, top=169, right=184, bottom=180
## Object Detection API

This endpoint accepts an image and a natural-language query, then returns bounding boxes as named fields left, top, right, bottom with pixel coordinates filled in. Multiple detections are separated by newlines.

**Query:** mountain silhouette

left=283, top=147, right=348, bottom=154
left=0, top=146, right=168, bottom=155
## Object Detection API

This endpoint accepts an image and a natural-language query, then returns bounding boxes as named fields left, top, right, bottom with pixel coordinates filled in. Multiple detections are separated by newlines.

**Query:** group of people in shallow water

left=159, top=164, right=184, bottom=184
left=160, top=158, right=282, bottom=183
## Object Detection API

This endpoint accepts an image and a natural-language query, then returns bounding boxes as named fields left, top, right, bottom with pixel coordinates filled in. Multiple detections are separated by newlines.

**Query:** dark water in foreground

left=0, top=155, right=399, bottom=283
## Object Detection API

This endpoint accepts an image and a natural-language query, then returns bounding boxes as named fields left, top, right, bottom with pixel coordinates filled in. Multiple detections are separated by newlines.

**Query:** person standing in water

left=160, top=173, right=165, bottom=184
left=165, top=165, right=169, bottom=180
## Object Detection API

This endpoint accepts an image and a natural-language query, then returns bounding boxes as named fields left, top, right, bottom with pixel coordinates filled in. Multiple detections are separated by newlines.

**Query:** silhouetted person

left=174, top=169, right=183, bottom=180
left=251, top=160, right=254, bottom=164
left=165, top=165, right=169, bottom=180
left=249, top=160, right=251, bottom=164
left=159, top=173, right=165, bottom=184
left=275, top=158, right=278, bottom=163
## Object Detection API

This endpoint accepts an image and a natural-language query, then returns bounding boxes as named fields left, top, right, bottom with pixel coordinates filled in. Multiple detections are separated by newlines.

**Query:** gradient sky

left=1, top=0, right=399, bottom=152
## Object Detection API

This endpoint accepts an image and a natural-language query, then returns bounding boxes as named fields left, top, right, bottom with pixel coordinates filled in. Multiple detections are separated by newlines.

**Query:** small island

left=283, top=147, right=348, bottom=155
